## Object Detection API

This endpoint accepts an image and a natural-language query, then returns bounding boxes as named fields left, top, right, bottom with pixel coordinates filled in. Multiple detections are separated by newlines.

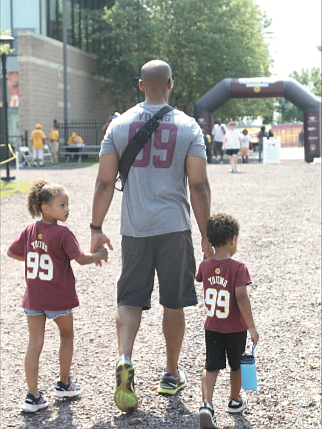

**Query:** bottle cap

left=241, top=353, right=255, bottom=364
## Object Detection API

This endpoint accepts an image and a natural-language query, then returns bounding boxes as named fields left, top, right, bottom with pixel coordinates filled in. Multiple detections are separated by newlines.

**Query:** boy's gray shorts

left=117, top=230, right=197, bottom=310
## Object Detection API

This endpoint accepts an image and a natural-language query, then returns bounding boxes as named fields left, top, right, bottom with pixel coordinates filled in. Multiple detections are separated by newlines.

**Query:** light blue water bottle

left=240, top=341, right=257, bottom=390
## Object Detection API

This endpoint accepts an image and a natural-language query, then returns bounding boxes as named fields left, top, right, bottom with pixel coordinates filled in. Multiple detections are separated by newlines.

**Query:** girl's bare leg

left=54, top=313, right=74, bottom=384
left=25, top=314, right=46, bottom=397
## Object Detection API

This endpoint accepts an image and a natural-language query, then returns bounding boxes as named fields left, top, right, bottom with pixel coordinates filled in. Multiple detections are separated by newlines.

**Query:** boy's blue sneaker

left=21, top=392, right=49, bottom=413
left=157, top=366, right=186, bottom=395
left=199, top=401, right=219, bottom=428
left=113, top=355, right=138, bottom=413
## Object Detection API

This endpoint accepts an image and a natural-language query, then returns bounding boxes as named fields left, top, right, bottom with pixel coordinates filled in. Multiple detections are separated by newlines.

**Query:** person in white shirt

left=222, top=121, right=242, bottom=173
left=212, top=119, right=226, bottom=164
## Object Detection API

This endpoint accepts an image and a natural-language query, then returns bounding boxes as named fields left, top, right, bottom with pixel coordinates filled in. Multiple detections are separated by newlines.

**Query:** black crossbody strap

left=116, top=105, right=174, bottom=191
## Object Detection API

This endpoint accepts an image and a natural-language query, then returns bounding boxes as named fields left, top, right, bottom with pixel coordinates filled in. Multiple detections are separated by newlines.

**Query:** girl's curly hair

left=27, top=179, right=67, bottom=218
left=206, top=213, right=240, bottom=248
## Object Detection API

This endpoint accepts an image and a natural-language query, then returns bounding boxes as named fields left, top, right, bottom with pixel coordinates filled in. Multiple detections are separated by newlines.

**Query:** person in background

left=240, top=129, right=251, bottom=163
left=203, top=129, right=213, bottom=164
left=30, top=124, right=46, bottom=167
left=268, top=128, right=274, bottom=139
left=212, top=119, right=226, bottom=164
left=102, top=112, right=121, bottom=135
left=67, top=132, right=84, bottom=163
left=222, top=121, right=241, bottom=173
left=298, top=129, right=304, bottom=147
left=257, top=126, right=269, bottom=162
left=48, top=122, right=59, bottom=166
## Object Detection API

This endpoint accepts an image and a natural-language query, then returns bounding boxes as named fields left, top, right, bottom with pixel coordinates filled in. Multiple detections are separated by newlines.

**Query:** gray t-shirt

left=100, top=102, right=206, bottom=237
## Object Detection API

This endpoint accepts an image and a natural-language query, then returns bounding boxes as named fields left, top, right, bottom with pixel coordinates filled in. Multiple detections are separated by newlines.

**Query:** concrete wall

left=17, top=31, right=111, bottom=142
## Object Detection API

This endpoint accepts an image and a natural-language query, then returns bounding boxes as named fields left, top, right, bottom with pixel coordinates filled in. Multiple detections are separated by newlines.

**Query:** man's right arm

left=186, top=156, right=214, bottom=259
left=91, top=154, right=119, bottom=261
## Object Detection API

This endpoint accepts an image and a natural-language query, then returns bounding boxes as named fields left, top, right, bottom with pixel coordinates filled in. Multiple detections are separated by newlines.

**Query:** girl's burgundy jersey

left=196, top=258, right=252, bottom=333
left=9, top=221, right=83, bottom=311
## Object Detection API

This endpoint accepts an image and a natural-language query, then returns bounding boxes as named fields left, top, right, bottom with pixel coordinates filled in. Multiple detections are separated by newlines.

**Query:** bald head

left=141, top=60, right=172, bottom=90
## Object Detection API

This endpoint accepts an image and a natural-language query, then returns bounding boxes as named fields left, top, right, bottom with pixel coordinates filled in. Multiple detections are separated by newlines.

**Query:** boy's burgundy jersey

left=196, top=258, right=252, bottom=333
left=9, top=221, right=83, bottom=311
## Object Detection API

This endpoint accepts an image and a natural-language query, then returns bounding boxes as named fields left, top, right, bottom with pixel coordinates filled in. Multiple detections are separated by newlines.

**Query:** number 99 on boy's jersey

left=205, top=288, right=230, bottom=319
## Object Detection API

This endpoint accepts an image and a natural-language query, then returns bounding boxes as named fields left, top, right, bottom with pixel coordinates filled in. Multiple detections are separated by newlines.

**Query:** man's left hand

left=201, top=237, right=214, bottom=259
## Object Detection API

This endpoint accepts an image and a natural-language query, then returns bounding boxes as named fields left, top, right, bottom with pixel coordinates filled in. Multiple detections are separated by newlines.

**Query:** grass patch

left=0, top=181, right=30, bottom=198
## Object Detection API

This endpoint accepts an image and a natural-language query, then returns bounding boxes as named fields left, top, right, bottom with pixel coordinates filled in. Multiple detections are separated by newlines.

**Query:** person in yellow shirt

left=48, top=122, right=59, bottom=166
left=67, top=132, right=84, bottom=163
left=30, top=124, right=46, bottom=167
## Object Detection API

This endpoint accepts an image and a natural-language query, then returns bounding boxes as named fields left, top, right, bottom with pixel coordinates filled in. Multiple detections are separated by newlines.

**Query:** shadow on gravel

left=111, top=392, right=198, bottom=428
left=229, top=413, right=255, bottom=428
left=19, top=397, right=81, bottom=429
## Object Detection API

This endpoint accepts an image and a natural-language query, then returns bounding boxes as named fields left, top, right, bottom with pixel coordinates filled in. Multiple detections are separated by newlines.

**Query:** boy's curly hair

left=206, top=213, right=240, bottom=248
left=27, top=179, right=67, bottom=218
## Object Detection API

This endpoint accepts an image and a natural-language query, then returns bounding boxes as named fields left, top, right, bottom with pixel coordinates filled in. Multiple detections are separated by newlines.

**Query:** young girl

left=240, top=129, right=251, bottom=164
left=7, top=179, right=108, bottom=413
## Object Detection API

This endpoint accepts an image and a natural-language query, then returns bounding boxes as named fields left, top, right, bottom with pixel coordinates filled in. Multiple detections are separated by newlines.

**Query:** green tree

left=91, top=0, right=158, bottom=110
left=276, top=67, right=321, bottom=123
left=0, top=29, right=14, bottom=55
left=93, top=0, right=274, bottom=119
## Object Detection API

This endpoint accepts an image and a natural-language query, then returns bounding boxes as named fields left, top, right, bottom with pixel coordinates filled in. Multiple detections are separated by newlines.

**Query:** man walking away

left=90, top=59, right=213, bottom=413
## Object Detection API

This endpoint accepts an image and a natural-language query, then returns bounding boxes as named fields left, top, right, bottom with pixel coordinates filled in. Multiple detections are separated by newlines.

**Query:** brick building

left=1, top=0, right=114, bottom=145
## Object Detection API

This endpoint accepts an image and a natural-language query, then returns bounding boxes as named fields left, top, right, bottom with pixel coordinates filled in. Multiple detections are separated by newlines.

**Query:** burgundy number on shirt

left=129, top=122, right=178, bottom=168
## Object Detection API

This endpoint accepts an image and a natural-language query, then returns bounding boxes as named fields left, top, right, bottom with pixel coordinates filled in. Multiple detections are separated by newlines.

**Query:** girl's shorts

left=226, top=149, right=239, bottom=155
left=23, top=308, right=72, bottom=320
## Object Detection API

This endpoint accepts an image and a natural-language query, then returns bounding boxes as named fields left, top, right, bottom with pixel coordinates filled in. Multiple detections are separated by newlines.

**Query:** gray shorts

left=213, top=140, right=224, bottom=155
left=117, top=230, right=197, bottom=310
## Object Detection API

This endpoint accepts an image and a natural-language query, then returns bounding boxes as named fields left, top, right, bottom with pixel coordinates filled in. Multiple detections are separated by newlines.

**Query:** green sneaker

left=113, top=355, right=138, bottom=413
left=157, top=366, right=186, bottom=395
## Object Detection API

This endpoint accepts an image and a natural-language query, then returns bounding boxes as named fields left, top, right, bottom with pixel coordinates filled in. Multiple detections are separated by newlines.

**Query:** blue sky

left=255, top=0, right=321, bottom=77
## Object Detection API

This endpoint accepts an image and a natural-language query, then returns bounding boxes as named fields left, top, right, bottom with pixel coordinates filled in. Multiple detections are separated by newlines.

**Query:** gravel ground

left=1, top=158, right=321, bottom=429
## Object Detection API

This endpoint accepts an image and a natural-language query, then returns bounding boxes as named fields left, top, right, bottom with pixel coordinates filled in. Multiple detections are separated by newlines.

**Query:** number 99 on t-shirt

left=205, top=288, right=230, bottom=319
left=26, top=252, right=53, bottom=281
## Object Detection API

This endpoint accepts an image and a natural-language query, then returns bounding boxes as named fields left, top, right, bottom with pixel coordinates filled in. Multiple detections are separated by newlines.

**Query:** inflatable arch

left=194, top=77, right=321, bottom=162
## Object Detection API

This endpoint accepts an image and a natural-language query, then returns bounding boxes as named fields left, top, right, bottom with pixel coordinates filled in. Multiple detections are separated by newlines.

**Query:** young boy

left=195, top=213, right=259, bottom=429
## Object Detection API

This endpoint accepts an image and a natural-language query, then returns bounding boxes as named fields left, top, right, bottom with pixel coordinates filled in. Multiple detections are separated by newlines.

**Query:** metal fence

left=57, top=119, right=107, bottom=161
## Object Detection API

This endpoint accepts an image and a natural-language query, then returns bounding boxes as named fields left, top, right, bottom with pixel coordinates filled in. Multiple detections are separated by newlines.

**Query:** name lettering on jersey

left=138, top=112, right=171, bottom=122
left=208, top=276, right=228, bottom=288
left=30, top=240, right=48, bottom=252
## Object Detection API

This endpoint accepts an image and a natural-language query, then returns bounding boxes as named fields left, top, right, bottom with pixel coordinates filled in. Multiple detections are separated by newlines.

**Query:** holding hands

left=90, top=231, right=113, bottom=267
left=96, top=245, right=108, bottom=262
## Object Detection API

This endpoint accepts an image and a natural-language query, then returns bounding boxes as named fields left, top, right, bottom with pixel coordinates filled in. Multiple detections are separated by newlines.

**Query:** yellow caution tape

left=0, top=143, right=17, bottom=165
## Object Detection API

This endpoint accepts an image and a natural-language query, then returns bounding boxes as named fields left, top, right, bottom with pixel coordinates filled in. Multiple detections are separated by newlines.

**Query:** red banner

left=271, top=124, right=303, bottom=147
